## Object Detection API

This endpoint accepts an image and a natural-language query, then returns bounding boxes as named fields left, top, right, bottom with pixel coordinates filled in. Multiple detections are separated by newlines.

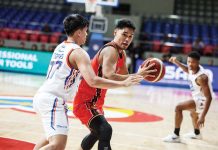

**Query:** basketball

left=141, top=58, right=165, bottom=82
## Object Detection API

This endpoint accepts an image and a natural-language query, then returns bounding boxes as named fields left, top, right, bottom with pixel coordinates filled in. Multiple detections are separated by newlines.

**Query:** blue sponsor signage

left=136, top=59, right=218, bottom=91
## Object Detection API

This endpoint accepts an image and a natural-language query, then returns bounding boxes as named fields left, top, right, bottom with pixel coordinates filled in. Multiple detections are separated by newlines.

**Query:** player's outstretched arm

left=70, top=48, right=143, bottom=89
left=169, top=56, right=188, bottom=73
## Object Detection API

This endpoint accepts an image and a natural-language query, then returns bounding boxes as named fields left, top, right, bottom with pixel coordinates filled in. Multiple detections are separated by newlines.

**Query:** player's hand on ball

left=140, top=58, right=165, bottom=82
left=137, top=61, right=157, bottom=78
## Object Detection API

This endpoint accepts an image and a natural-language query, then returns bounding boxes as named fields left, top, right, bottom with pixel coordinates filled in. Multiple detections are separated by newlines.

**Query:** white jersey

left=188, top=66, right=214, bottom=101
left=37, top=41, right=81, bottom=101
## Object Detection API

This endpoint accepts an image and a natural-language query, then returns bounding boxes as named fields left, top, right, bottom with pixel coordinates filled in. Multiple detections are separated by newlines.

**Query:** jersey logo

left=64, top=69, right=80, bottom=89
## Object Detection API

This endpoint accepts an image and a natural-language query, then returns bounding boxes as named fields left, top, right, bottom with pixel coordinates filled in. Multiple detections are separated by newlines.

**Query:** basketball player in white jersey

left=33, top=14, right=154, bottom=150
left=163, top=51, right=214, bottom=143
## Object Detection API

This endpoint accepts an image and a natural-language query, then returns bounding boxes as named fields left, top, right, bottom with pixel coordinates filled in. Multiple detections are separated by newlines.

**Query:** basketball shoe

left=163, top=133, right=181, bottom=143
left=183, top=132, right=202, bottom=140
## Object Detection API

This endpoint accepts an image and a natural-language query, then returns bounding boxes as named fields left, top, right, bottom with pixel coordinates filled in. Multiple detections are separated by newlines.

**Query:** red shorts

left=73, top=102, right=104, bottom=127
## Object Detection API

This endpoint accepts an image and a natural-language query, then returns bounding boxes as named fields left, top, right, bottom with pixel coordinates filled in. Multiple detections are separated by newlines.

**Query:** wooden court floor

left=0, top=72, right=218, bottom=150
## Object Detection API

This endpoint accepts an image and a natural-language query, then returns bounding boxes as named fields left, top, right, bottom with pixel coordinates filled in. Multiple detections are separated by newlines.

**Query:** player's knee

left=175, top=104, right=183, bottom=112
left=99, top=123, right=112, bottom=141
left=190, top=111, right=198, bottom=118
left=81, top=133, right=98, bottom=150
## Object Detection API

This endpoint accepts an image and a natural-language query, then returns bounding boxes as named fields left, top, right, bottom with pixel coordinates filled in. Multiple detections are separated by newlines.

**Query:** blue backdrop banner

left=136, top=59, right=218, bottom=91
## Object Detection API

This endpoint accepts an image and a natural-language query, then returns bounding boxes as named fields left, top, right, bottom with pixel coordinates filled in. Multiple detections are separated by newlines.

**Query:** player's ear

left=114, top=29, right=117, bottom=36
left=73, top=30, right=78, bottom=37
left=79, top=30, right=82, bottom=37
left=75, top=29, right=81, bottom=37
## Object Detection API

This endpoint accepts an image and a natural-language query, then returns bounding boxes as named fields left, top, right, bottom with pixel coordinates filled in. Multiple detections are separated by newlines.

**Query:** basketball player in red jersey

left=33, top=14, right=147, bottom=150
left=73, top=19, right=157, bottom=150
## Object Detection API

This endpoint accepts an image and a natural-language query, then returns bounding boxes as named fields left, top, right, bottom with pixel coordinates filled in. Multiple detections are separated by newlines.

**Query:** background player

left=73, top=19, right=157, bottom=150
left=33, top=14, right=145, bottom=150
left=163, top=51, right=214, bottom=143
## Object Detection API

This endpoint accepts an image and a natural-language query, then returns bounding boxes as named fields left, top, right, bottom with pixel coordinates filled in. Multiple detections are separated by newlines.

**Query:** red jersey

left=73, top=41, right=125, bottom=110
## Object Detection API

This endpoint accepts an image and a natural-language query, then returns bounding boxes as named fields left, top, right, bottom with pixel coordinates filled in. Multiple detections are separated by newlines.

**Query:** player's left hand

left=123, top=75, right=144, bottom=87
left=197, top=116, right=205, bottom=128
left=137, top=61, right=156, bottom=77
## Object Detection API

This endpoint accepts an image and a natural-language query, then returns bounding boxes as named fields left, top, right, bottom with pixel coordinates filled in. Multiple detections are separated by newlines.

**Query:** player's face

left=113, top=27, right=134, bottom=49
left=187, top=57, right=199, bottom=71
left=79, top=26, right=88, bottom=45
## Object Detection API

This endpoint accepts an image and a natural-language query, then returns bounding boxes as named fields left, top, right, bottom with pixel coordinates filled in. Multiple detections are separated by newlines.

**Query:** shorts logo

left=56, top=125, right=67, bottom=128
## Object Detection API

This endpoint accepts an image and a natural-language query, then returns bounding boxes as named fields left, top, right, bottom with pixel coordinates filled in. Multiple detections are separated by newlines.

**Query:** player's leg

left=33, top=94, right=69, bottom=150
left=74, top=103, right=112, bottom=150
left=38, top=109, right=69, bottom=150
left=89, top=115, right=112, bottom=150
left=183, top=110, right=202, bottom=139
left=190, top=98, right=205, bottom=135
left=174, top=100, right=196, bottom=134
left=81, top=131, right=98, bottom=150
left=33, top=94, right=49, bottom=150
left=39, top=135, right=67, bottom=150
left=33, top=136, right=48, bottom=150
left=74, top=103, right=99, bottom=150
left=163, top=100, right=196, bottom=142
left=190, top=110, right=199, bottom=131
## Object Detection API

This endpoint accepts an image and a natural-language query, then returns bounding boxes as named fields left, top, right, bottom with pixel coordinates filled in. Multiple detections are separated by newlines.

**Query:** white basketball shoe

left=183, top=132, right=202, bottom=140
left=163, top=133, right=181, bottom=143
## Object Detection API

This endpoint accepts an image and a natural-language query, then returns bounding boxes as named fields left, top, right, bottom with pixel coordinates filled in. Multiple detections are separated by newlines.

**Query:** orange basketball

left=141, top=58, right=165, bottom=82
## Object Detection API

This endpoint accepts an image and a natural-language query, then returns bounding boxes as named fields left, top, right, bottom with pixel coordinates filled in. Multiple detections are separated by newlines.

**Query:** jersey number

left=47, top=61, right=63, bottom=79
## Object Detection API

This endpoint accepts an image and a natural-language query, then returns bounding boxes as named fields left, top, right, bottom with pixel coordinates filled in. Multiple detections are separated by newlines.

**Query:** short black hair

left=115, top=19, right=136, bottom=30
left=188, top=51, right=201, bottom=61
left=63, top=14, right=89, bottom=36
